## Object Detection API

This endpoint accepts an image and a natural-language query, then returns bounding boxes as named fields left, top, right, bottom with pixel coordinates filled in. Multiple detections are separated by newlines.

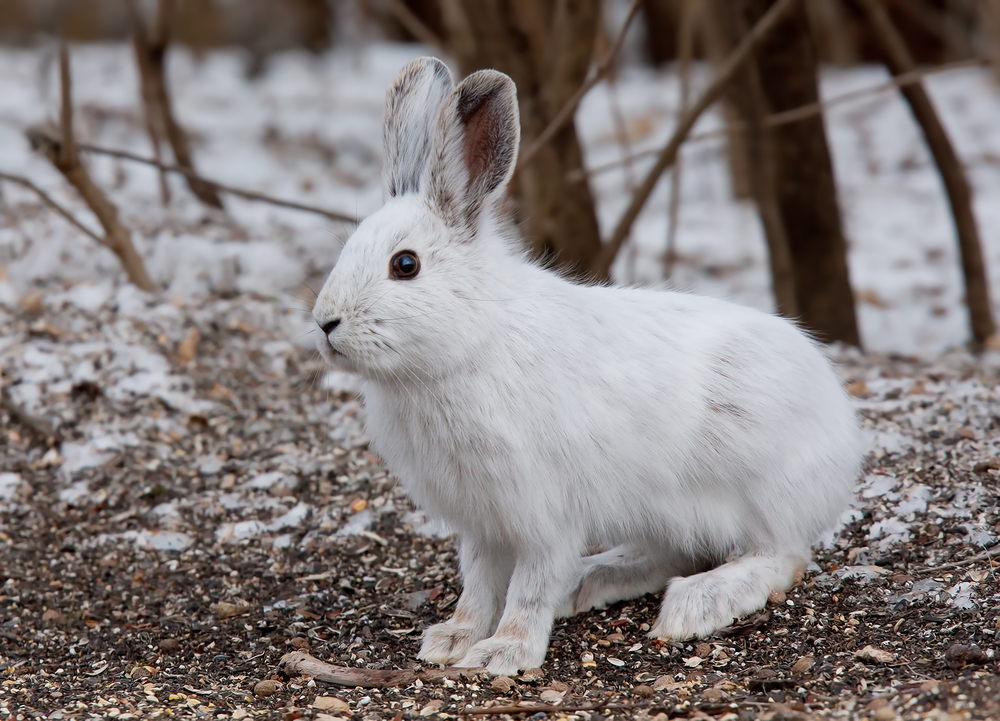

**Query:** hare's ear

left=425, top=69, right=519, bottom=228
left=383, top=57, right=455, bottom=200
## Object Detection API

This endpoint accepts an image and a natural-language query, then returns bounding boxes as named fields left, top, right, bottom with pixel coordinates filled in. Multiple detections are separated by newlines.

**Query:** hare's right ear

left=383, top=57, right=455, bottom=200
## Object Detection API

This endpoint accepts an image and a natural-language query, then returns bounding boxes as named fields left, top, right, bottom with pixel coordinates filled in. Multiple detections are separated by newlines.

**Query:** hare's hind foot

left=650, top=552, right=806, bottom=640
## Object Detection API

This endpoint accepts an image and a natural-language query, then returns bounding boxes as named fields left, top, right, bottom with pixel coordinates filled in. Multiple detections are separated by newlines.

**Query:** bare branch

left=388, top=0, right=443, bottom=48
left=858, top=0, right=995, bottom=343
left=591, top=0, right=801, bottom=277
left=279, top=651, right=483, bottom=688
left=574, top=56, right=989, bottom=182
left=26, top=45, right=156, bottom=292
left=517, top=0, right=643, bottom=170
left=0, top=170, right=106, bottom=246
left=67, top=137, right=358, bottom=224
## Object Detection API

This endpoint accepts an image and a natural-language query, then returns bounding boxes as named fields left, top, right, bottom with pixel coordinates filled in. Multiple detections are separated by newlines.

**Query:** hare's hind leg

left=650, top=552, right=806, bottom=641
left=561, top=544, right=693, bottom=617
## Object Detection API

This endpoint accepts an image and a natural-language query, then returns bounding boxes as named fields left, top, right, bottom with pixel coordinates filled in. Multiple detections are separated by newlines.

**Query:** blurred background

left=0, top=0, right=999, bottom=358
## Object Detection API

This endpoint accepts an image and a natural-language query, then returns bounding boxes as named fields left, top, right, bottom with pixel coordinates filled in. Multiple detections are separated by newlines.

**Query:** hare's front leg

left=457, top=545, right=577, bottom=675
left=418, top=536, right=513, bottom=666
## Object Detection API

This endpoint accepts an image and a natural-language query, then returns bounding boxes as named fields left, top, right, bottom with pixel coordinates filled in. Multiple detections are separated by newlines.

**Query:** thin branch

left=63, top=138, right=358, bottom=224
left=574, top=56, right=988, bottom=181
left=58, top=43, right=76, bottom=166
left=388, top=0, right=443, bottom=48
left=517, top=0, right=643, bottom=170
left=279, top=651, right=483, bottom=688
left=857, top=0, right=995, bottom=343
left=123, top=0, right=171, bottom=205
left=592, top=0, right=801, bottom=277
left=0, top=171, right=106, bottom=246
left=27, top=45, right=155, bottom=291
left=664, top=0, right=699, bottom=279
left=919, top=545, right=1000, bottom=573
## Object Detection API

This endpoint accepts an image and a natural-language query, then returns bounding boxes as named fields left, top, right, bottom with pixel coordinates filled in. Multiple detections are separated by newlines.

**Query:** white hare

left=313, top=57, right=863, bottom=676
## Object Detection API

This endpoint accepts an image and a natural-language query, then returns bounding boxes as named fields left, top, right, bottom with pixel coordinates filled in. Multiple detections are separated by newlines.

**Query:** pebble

left=702, top=688, right=724, bottom=701
left=491, top=676, right=515, bottom=693
left=768, top=588, right=787, bottom=605
left=695, top=642, right=711, bottom=657
left=312, top=696, right=350, bottom=712
left=158, top=638, right=181, bottom=654
left=632, top=684, right=654, bottom=698
left=210, top=601, right=250, bottom=619
left=290, top=637, right=310, bottom=650
left=254, top=679, right=281, bottom=697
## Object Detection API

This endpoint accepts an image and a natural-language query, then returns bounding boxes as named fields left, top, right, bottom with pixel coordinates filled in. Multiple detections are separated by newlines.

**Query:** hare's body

left=314, top=58, right=863, bottom=675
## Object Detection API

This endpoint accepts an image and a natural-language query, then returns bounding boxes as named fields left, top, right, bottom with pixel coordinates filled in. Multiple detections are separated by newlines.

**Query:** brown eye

left=390, top=250, right=420, bottom=280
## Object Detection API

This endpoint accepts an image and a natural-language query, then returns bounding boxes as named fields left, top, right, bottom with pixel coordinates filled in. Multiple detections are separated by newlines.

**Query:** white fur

left=313, top=58, right=863, bottom=676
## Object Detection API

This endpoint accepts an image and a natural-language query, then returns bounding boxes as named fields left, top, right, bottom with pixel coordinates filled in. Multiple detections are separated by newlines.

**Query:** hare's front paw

left=418, top=623, right=482, bottom=666
left=457, top=636, right=544, bottom=676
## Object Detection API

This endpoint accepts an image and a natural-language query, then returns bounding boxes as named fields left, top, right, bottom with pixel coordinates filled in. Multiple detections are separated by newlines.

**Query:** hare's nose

left=319, top=318, right=341, bottom=335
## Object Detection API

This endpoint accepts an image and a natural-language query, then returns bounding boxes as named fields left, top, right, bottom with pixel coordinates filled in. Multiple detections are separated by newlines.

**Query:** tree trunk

left=858, top=0, right=995, bottom=344
left=443, top=0, right=605, bottom=279
left=740, top=0, right=860, bottom=346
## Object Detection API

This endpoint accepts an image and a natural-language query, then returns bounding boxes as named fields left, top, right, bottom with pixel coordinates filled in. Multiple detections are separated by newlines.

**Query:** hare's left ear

left=383, top=57, right=455, bottom=200
left=424, top=69, right=520, bottom=228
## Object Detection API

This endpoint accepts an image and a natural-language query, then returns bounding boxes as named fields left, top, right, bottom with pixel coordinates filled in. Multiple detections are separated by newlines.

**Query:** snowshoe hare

left=313, top=57, right=863, bottom=676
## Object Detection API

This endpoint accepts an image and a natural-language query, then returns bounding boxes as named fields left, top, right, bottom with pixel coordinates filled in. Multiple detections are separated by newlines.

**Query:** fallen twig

left=919, top=546, right=1000, bottom=574
left=459, top=700, right=650, bottom=716
left=279, top=650, right=484, bottom=688
left=573, top=56, right=989, bottom=182
left=64, top=137, right=357, bottom=224
left=592, top=0, right=801, bottom=277
left=517, top=0, right=643, bottom=170
left=28, top=44, right=155, bottom=291
left=858, top=0, right=995, bottom=344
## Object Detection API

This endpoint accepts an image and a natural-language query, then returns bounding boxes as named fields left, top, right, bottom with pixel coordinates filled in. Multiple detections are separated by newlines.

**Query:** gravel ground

left=3, top=287, right=1000, bottom=720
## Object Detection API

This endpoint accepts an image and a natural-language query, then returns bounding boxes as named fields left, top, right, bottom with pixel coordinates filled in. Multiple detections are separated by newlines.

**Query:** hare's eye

left=390, top=250, right=420, bottom=280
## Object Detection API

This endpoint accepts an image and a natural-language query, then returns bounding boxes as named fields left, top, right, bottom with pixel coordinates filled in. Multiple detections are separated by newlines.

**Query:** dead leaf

left=210, top=600, right=250, bottom=619
left=178, top=327, right=200, bottom=365
left=856, top=645, right=893, bottom=663
left=419, top=700, right=442, bottom=716
left=790, top=656, right=814, bottom=675
left=846, top=381, right=870, bottom=398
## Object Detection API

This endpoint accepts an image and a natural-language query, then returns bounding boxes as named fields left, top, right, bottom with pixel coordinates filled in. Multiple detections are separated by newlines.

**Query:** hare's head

left=313, top=57, right=521, bottom=380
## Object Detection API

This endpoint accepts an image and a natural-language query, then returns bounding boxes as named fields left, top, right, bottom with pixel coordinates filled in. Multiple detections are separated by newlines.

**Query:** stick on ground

left=279, top=651, right=484, bottom=688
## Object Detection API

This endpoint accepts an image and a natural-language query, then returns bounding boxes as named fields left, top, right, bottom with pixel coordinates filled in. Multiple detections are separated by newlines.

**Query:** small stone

left=312, top=696, right=350, bottom=712
left=254, top=679, right=280, bottom=697
left=873, top=706, right=896, bottom=721
left=158, top=638, right=181, bottom=654
left=633, top=684, right=654, bottom=698
left=290, top=637, right=310, bottom=650
left=695, top=642, right=711, bottom=658
left=539, top=689, right=564, bottom=704
left=605, top=633, right=625, bottom=643
left=519, top=667, right=544, bottom=683
left=42, top=609, right=62, bottom=624
left=702, top=688, right=724, bottom=701
left=790, top=656, right=814, bottom=675
left=768, top=588, right=786, bottom=605
left=491, top=676, right=515, bottom=693
left=944, top=643, right=987, bottom=669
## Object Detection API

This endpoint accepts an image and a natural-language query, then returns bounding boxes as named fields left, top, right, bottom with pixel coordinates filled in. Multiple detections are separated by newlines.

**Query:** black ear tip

left=455, top=69, right=517, bottom=122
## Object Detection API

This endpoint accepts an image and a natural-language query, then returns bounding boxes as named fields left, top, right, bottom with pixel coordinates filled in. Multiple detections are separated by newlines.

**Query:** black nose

left=320, top=318, right=341, bottom=335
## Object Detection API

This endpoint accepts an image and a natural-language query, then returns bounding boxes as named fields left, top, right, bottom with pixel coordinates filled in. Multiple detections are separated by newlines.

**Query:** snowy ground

left=1, top=43, right=1000, bottom=355
left=3, top=41, right=1000, bottom=720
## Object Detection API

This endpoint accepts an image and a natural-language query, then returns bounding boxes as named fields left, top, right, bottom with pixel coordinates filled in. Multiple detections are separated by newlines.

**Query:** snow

left=0, top=44, right=998, bottom=356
